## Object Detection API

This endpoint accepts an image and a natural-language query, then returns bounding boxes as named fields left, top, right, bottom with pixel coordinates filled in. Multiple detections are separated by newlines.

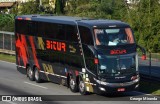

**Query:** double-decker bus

left=15, top=15, right=146, bottom=95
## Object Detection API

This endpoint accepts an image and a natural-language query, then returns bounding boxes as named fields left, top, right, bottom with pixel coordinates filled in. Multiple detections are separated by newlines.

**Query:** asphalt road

left=0, top=60, right=159, bottom=104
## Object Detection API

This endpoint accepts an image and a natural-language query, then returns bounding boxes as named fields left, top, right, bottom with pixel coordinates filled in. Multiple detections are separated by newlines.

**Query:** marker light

left=25, top=18, right=31, bottom=20
left=17, top=17, right=23, bottom=20
left=94, top=58, right=99, bottom=64
left=141, top=55, right=146, bottom=60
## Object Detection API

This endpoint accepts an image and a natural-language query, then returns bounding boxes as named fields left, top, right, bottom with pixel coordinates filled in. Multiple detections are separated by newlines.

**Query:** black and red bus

left=15, top=15, right=146, bottom=95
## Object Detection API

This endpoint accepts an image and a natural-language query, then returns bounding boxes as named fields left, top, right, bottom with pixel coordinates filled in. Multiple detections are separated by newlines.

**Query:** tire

left=79, top=77, right=88, bottom=95
left=34, top=67, right=42, bottom=83
left=69, top=75, right=78, bottom=92
left=27, top=66, right=35, bottom=81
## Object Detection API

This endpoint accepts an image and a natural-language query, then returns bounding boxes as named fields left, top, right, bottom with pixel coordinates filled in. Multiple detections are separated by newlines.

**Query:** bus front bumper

left=96, top=78, right=139, bottom=93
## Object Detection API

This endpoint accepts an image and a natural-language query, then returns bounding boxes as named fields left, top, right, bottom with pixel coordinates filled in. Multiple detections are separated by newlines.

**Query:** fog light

left=135, top=84, right=139, bottom=88
left=99, top=87, right=106, bottom=91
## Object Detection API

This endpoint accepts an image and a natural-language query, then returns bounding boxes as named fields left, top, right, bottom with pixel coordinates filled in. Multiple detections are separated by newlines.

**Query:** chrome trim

left=105, top=78, right=139, bottom=87
left=16, top=65, right=26, bottom=69
left=39, top=71, right=67, bottom=78
left=94, top=77, right=139, bottom=87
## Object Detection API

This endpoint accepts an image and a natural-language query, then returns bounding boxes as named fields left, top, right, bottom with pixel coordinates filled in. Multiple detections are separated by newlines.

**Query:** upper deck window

left=94, top=28, right=135, bottom=46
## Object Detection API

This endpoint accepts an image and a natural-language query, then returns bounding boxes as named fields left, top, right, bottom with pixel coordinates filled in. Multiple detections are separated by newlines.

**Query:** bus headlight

left=93, top=78, right=108, bottom=85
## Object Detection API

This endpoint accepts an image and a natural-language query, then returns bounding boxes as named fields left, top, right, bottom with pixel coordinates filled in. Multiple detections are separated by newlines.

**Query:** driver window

left=94, top=29, right=109, bottom=45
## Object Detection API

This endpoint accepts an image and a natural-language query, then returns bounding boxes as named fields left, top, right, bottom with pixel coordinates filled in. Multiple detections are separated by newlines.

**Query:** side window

left=37, top=22, right=45, bottom=37
left=66, top=25, right=78, bottom=42
left=79, top=26, right=93, bottom=45
left=45, top=23, right=58, bottom=39
left=16, top=20, right=27, bottom=34
left=56, top=24, right=65, bottom=41
left=28, top=21, right=37, bottom=36
left=40, top=22, right=65, bottom=40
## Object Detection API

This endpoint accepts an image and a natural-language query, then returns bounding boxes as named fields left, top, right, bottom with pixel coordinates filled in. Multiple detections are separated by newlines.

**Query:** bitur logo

left=110, top=49, right=127, bottom=55
left=46, top=40, right=66, bottom=52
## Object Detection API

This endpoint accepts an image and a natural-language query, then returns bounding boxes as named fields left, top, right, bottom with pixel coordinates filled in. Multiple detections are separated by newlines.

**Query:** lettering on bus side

left=110, top=49, right=127, bottom=55
left=46, top=40, right=66, bottom=52
left=42, top=63, right=54, bottom=74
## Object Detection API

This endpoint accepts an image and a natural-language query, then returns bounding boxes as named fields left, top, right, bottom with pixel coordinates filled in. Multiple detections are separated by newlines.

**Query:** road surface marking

left=24, top=81, right=48, bottom=89
left=0, top=60, right=15, bottom=65
left=5, top=101, right=17, bottom=104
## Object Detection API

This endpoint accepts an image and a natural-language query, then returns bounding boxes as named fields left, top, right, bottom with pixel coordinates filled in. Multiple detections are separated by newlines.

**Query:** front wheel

left=79, top=77, right=88, bottom=95
left=27, top=66, right=35, bottom=81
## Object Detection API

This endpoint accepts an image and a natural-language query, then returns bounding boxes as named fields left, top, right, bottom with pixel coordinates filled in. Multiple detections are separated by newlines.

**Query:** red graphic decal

left=16, top=34, right=28, bottom=67
left=46, top=40, right=66, bottom=52
left=29, top=36, right=40, bottom=69
left=110, top=49, right=127, bottom=55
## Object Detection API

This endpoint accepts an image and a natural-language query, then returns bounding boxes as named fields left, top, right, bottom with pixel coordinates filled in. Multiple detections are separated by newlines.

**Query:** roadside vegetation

left=0, top=53, right=16, bottom=63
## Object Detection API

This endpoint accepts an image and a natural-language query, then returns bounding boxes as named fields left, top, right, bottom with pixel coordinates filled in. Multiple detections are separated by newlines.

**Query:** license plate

left=117, top=88, right=125, bottom=92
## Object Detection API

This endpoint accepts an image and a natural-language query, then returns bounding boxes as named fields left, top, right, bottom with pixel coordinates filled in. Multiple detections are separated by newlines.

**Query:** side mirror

left=136, top=44, right=146, bottom=60
left=141, top=54, right=146, bottom=60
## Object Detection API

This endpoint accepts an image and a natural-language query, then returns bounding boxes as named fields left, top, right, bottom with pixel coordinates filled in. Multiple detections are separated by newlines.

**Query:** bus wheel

left=34, top=67, right=42, bottom=83
left=79, top=78, right=88, bottom=95
left=69, top=76, right=78, bottom=92
left=27, top=66, right=35, bottom=81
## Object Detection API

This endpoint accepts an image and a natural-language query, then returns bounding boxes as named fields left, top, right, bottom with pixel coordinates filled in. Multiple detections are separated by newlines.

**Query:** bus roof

left=16, top=15, right=130, bottom=28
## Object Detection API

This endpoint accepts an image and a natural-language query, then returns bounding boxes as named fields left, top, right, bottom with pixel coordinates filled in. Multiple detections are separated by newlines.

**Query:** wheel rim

left=70, top=78, right=75, bottom=90
left=79, top=81, right=85, bottom=92
left=28, top=68, right=33, bottom=78
left=35, top=69, right=39, bottom=80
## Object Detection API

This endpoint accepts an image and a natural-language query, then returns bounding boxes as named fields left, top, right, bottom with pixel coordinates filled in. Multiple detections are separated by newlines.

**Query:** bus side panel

left=35, top=37, right=83, bottom=84
left=15, top=33, right=29, bottom=74
left=82, top=44, right=98, bottom=93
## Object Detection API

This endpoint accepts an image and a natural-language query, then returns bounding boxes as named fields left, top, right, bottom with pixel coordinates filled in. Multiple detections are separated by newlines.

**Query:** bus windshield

left=98, top=54, right=137, bottom=76
left=94, top=28, right=135, bottom=46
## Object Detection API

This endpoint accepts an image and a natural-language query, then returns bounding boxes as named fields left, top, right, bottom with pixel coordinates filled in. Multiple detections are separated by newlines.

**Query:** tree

left=0, top=14, right=15, bottom=31
left=19, top=1, right=40, bottom=14
left=55, top=0, right=64, bottom=14
left=132, top=0, right=160, bottom=52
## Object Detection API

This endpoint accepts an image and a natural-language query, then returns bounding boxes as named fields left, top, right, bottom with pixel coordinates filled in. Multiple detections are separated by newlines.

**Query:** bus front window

left=94, top=28, right=135, bottom=46
left=98, top=54, right=137, bottom=76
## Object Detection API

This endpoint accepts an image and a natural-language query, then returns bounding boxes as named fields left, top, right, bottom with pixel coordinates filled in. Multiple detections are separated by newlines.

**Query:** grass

left=0, top=53, right=16, bottom=63
left=139, top=80, right=160, bottom=95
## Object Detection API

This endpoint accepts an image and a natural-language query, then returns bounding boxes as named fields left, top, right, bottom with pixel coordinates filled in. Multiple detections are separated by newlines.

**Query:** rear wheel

left=27, top=66, right=35, bottom=81
left=79, top=77, right=88, bottom=95
left=34, top=67, right=42, bottom=83
left=69, top=76, right=78, bottom=92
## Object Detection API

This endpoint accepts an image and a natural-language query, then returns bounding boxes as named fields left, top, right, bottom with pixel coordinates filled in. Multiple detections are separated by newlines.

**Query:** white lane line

left=0, top=60, right=15, bottom=65
left=24, top=81, right=48, bottom=89
left=4, top=101, right=17, bottom=104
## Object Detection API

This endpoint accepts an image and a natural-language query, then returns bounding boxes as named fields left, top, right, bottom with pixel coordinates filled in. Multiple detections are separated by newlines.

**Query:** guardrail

left=0, top=31, right=15, bottom=55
